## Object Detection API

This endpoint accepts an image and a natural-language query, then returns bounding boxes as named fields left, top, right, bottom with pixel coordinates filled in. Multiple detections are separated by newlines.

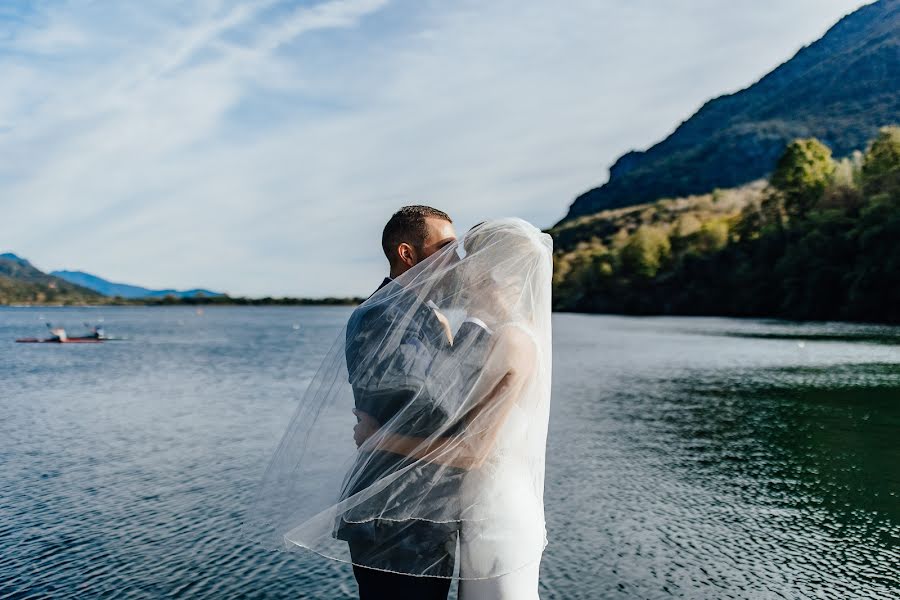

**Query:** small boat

left=16, top=336, right=103, bottom=344
left=15, top=324, right=106, bottom=344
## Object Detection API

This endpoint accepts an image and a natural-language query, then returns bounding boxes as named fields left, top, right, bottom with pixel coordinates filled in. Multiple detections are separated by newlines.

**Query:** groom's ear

left=397, top=242, right=418, bottom=268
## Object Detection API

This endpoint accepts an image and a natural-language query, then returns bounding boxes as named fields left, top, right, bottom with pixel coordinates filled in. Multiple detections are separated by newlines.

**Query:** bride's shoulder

left=491, top=322, right=539, bottom=366
left=494, top=321, right=537, bottom=340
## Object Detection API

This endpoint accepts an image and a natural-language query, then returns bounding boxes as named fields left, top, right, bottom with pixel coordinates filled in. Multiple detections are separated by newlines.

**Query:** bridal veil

left=242, top=217, right=553, bottom=579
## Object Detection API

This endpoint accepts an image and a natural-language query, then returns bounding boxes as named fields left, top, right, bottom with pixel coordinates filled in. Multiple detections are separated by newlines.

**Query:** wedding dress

left=458, top=350, right=546, bottom=599
left=242, top=218, right=553, bottom=595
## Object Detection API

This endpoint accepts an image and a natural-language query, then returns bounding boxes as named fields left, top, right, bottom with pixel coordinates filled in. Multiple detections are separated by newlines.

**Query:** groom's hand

left=353, top=409, right=380, bottom=448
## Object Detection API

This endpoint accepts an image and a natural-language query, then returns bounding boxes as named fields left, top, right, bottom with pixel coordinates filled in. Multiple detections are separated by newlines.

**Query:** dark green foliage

left=135, top=294, right=362, bottom=306
left=844, top=193, right=900, bottom=318
left=552, top=129, right=900, bottom=323
left=621, top=226, right=671, bottom=277
left=562, top=0, right=900, bottom=221
left=861, top=126, right=900, bottom=196
left=770, top=138, right=835, bottom=218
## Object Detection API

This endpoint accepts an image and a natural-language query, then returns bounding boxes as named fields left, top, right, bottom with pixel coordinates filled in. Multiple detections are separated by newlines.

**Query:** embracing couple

left=245, top=206, right=553, bottom=600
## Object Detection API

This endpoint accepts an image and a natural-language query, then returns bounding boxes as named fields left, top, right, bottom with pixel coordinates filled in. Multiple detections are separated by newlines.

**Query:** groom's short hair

left=382, top=205, right=452, bottom=264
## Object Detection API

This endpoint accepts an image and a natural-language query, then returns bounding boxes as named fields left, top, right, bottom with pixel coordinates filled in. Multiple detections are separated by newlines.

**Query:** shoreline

left=555, top=309, right=900, bottom=327
left=0, top=297, right=363, bottom=308
left=3, top=303, right=899, bottom=328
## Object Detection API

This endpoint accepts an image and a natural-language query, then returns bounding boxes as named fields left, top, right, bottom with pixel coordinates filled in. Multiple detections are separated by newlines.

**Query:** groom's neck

left=389, top=266, right=408, bottom=280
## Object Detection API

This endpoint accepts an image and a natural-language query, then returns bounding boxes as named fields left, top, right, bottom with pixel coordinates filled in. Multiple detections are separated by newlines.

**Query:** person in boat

left=47, top=327, right=67, bottom=342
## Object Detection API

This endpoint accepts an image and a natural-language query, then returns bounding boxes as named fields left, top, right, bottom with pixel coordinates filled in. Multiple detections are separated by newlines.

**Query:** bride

left=243, top=218, right=553, bottom=599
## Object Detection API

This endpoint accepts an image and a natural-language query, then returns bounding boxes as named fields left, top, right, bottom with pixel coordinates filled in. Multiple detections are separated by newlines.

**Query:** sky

left=0, top=0, right=874, bottom=297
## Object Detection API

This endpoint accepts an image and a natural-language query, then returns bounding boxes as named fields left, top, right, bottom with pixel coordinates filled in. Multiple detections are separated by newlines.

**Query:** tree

left=695, top=219, right=729, bottom=253
left=861, top=126, right=900, bottom=197
left=674, top=214, right=702, bottom=237
left=621, top=225, right=671, bottom=277
left=735, top=201, right=764, bottom=241
left=770, top=138, right=835, bottom=219
left=845, top=193, right=900, bottom=322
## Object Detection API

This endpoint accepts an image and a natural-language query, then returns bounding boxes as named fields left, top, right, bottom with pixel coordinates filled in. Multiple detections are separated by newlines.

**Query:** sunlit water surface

left=1, top=307, right=898, bottom=599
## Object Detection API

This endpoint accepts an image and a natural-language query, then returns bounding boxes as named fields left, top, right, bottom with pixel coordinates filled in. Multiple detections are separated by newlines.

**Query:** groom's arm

left=347, top=302, right=449, bottom=440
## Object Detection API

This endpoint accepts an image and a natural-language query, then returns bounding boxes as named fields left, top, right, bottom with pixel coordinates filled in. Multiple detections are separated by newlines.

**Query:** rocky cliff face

left=562, top=0, right=899, bottom=222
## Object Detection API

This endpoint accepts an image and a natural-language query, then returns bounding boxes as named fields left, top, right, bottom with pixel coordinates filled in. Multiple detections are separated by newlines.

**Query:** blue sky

left=0, top=0, right=872, bottom=297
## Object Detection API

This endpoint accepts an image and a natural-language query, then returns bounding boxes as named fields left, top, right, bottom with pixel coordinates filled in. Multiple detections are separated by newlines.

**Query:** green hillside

left=0, top=254, right=104, bottom=305
left=550, top=127, right=900, bottom=323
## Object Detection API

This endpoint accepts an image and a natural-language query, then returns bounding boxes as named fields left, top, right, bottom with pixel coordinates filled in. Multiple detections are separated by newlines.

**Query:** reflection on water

left=1, top=308, right=898, bottom=599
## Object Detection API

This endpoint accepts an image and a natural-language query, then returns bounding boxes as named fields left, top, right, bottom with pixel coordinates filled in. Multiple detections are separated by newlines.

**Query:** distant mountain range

left=0, top=253, right=102, bottom=304
left=0, top=252, right=223, bottom=304
left=50, top=270, right=223, bottom=299
left=562, top=0, right=899, bottom=222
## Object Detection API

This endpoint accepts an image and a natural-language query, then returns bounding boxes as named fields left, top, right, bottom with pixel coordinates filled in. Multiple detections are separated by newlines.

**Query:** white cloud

left=0, top=0, right=873, bottom=296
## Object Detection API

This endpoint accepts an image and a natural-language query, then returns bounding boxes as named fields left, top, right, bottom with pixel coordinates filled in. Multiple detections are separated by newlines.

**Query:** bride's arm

left=361, top=327, right=536, bottom=470
left=361, top=370, right=516, bottom=469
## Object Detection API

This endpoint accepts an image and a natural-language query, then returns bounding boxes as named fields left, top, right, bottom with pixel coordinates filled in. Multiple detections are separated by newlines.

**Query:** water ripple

left=1, top=308, right=898, bottom=599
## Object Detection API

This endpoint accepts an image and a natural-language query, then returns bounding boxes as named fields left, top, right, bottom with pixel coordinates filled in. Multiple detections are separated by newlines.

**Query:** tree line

left=551, top=126, right=900, bottom=323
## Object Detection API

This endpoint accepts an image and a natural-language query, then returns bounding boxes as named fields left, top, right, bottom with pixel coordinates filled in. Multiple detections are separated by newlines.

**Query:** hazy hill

left=51, top=270, right=223, bottom=299
left=0, top=253, right=104, bottom=305
left=0, top=253, right=349, bottom=306
left=563, top=0, right=899, bottom=222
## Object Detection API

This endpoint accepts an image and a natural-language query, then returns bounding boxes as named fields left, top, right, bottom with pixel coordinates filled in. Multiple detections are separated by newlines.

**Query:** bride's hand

left=353, top=409, right=380, bottom=448
left=432, top=308, right=454, bottom=344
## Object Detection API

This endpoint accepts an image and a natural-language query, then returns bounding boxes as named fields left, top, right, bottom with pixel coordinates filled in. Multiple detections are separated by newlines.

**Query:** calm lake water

left=1, top=306, right=898, bottom=599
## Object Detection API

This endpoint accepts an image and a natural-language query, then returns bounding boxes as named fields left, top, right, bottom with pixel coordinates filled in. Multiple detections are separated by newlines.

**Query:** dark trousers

left=352, top=564, right=451, bottom=600
left=341, top=511, right=457, bottom=599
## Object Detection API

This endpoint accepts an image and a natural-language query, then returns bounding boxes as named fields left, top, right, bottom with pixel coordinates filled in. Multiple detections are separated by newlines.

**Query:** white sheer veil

left=242, top=217, right=553, bottom=579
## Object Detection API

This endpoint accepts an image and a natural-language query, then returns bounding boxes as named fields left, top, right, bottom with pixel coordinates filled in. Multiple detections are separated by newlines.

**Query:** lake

left=1, top=306, right=898, bottom=599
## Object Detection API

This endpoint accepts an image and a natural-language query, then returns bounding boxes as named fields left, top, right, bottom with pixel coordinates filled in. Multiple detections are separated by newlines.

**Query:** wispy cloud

left=0, top=0, right=872, bottom=295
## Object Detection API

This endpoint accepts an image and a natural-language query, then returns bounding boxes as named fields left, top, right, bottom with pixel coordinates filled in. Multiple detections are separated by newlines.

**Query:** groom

left=338, top=205, right=459, bottom=600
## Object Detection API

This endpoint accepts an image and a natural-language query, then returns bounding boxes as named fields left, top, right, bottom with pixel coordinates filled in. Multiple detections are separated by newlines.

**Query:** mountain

left=562, top=0, right=900, bottom=222
left=0, top=253, right=222, bottom=304
left=0, top=252, right=32, bottom=267
left=0, top=253, right=104, bottom=305
left=550, top=125, right=900, bottom=323
left=50, top=270, right=224, bottom=299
